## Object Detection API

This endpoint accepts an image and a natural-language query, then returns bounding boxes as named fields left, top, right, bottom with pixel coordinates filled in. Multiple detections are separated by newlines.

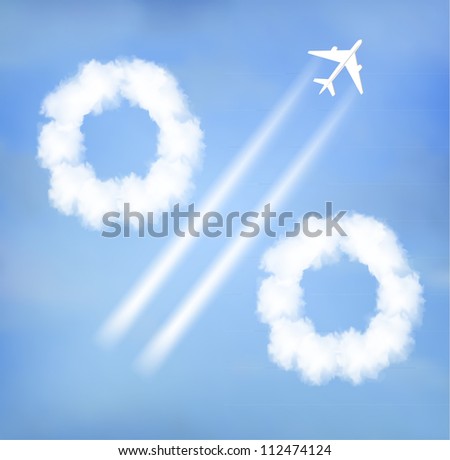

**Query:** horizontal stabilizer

left=313, top=78, right=335, bottom=96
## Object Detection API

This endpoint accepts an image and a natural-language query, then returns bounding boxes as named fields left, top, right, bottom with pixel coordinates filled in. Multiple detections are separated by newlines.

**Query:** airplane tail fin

left=313, top=78, right=335, bottom=96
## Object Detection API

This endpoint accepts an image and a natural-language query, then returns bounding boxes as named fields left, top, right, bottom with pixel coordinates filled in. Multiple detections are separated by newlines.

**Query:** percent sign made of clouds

left=37, top=45, right=423, bottom=383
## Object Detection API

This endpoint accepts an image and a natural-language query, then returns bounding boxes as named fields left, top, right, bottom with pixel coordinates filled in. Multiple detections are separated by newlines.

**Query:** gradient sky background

left=0, top=0, right=448, bottom=439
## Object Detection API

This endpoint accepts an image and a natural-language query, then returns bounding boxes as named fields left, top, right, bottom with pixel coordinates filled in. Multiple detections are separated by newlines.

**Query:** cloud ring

left=38, top=59, right=203, bottom=229
left=257, top=213, right=423, bottom=385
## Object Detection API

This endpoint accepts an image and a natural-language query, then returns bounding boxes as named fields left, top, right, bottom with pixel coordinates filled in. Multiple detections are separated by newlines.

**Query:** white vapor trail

left=97, top=66, right=314, bottom=346
left=135, top=95, right=353, bottom=373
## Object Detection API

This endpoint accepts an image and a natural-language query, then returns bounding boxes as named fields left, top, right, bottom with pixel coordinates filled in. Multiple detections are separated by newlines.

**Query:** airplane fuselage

left=320, top=39, right=362, bottom=94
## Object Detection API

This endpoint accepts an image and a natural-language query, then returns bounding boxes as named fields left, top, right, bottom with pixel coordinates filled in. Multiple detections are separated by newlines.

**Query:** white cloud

left=257, top=213, right=423, bottom=385
left=37, top=58, right=203, bottom=229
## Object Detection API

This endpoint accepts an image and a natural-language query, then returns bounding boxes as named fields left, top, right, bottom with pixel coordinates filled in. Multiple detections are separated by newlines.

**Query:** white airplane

left=308, top=39, right=363, bottom=96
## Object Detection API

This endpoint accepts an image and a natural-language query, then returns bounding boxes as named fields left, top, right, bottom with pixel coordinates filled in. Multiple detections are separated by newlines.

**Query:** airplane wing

left=344, top=54, right=363, bottom=94
left=307, top=48, right=349, bottom=63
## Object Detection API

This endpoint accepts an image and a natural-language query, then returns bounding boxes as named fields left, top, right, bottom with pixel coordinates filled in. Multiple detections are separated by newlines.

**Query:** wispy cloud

left=258, top=213, right=423, bottom=385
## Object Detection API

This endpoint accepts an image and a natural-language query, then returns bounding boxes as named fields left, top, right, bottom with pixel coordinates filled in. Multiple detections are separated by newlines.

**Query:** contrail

left=97, top=66, right=315, bottom=346
left=134, top=94, right=353, bottom=373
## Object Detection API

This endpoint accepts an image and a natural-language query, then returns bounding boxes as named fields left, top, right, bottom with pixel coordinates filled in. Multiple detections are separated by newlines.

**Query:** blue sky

left=0, top=0, right=448, bottom=439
